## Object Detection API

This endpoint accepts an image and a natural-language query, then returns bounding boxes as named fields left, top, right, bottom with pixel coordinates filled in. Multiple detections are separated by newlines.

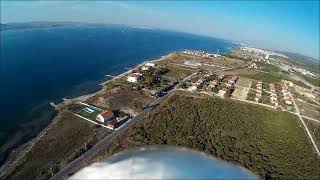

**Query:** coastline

left=0, top=112, right=61, bottom=177
left=0, top=53, right=173, bottom=177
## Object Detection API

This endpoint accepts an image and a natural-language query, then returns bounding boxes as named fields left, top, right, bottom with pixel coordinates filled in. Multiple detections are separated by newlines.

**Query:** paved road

left=51, top=74, right=194, bottom=180
left=285, top=83, right=320, bottom=156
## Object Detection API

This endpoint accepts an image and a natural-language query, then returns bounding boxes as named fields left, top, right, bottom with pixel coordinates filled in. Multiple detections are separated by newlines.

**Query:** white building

left=141, top=66, right=149, bottom=71
left=127, top=73, right=143, bottom=83
left=96, top=111, right=114, bottom=123
left=145, top=62, right=156, bottom=67
left=188, top=86, right=197, bottom=92
left=285, top=100, right=293, bottom=105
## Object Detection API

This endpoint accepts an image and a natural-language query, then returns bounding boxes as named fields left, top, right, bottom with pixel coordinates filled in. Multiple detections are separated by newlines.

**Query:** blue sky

left=1, top=1, right=319, bottom=59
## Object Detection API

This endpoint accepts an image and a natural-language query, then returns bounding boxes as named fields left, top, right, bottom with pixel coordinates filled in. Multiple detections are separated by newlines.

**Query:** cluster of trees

left=139, top=66, right=168, bottom=89
left=101, top=92, right=320, bottom=179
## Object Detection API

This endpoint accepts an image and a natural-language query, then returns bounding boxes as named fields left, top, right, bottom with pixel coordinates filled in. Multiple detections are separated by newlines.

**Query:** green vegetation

left=77, top=108, right=102, bottom=121
left=241, top=73, right=282, bottom=83
left=286, top=79, right=311, bottom=89
left=303, top=118, right=320, bottom=147
left=97, top=92, right=320, bottom=179
left=241, top=71, right=311, bottom=90
left=257, top=62, right=281, bottom=73
left=162, top=64, right=194, bottom=80
left=6, top=111, right=112, bottom=180
left=303, top=75, right=320, bottom=87
left=246, top=89, right=255, bottom=101
left=246, top=81, right=256, bottom=101
left=261, top=89, right=270, bottom=105
left=138, top=66, right=168, bottom=89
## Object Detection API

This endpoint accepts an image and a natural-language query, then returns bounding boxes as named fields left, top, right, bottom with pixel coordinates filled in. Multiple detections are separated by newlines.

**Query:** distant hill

left=0, top=21, right=94, bottom=31
left=275, top=50, right=319, bottom=74
left=0, top=21, right=141, bottom=31
left=277, top=50, right=319, bottom=64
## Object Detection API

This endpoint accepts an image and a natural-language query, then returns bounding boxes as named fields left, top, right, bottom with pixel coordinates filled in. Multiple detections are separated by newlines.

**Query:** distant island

left=0, top=22, right=75, bottom=31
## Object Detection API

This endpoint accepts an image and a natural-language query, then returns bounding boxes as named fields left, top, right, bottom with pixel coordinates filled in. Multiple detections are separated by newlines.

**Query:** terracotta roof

left=129, top=73, right=142, bottom=78
left=100, top=111, right=113, bottom=118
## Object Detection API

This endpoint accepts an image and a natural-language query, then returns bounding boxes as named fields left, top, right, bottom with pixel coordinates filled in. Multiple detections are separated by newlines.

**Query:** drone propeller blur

left=70, top=146, right=258, bottom=179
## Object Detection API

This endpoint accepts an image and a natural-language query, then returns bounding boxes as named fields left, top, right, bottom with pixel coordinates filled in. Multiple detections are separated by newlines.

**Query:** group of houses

left=269, top=83, right=278, bottom=106
left=248, top=62, right=258, bottom=69
left=217, top=74, right=235, bottom=95
left=127, top=62, right=156, bottom=83
left=188, top=73, right=213, bottom=92
left=281, top=86, right=293, bottom=105
left=255, top=81, right=263, bottom=102
left=226, top=75, right=239, bottom=87
left=218, top=75, right=239, bottom=96
left=205, top=74, right=235, bottom=93
left=253, top=58, right=271, bottom=64
left=217, top=75, right=227, bottom=95
left=188, top=77, right=206, bottom=91
left=206, top=80, right=218, bottom=91
left=183, top=50, right=220, bottom=58
left=289, top=66, right=317, bottom=78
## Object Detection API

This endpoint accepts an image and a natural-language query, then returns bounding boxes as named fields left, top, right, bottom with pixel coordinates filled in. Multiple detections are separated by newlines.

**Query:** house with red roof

left=96, top=111, right=114, bottom=123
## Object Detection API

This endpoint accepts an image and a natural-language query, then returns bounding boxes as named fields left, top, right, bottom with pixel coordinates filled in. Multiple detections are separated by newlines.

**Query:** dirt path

left=285, top=83, right=320, bottom=156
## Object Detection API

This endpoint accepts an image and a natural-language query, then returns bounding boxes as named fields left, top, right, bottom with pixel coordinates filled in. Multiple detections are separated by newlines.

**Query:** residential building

left=145, top=62, right=156, bottom=67
left=218, top=74, right=225, bottom=80
left=141, top=66, right=149, bottom=71
left=207, top=80, right=217, bottom=91
left=107, top=118, right=118, bottom=129
left=96, top=111, right=114, bottom=123
left=127, top=73, right=143, bottom=83
left=188, top=85, right=197, bottom=92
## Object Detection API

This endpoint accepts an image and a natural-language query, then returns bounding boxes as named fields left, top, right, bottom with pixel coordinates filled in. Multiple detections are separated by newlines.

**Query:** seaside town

left=3, top=47, right=320, bottom=179
left=43, top=47, right=319, bottom=138
left=2, top=1, right=319, bottom=179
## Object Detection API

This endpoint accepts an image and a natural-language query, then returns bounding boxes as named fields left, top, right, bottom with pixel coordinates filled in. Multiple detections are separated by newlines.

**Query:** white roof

left=145, top=62, right=156, bottom=67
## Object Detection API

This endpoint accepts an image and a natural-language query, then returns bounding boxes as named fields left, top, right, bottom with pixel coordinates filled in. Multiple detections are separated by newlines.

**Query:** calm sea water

left=0, top=25, right=238, bottom=163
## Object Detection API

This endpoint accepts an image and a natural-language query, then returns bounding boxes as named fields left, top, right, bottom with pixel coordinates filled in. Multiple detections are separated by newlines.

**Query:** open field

left=85, top=77, right=153, bottom=116
left=162, top=64, right=195, bottom=80
left=297, top=101, right=320, bottom=120
left=90, top=91, right=320, bottom=179
left=154, top=52, right=206, bottom=66
left=219, top=68, right=258, bottom=76
left=214, top=56, right=246, bottom=68
left=241, top=72, right=283, bottom=83
left=292, top=80, right=312, bottom=89
left=303, top=118, right=320, bottom=148
left=4, top=111, right=112, bottom=180
left=236, top=76, right=252, bottom=87
left=303, top=75, right=320, bottom=87
left=231, top=85, right=249, bottom=100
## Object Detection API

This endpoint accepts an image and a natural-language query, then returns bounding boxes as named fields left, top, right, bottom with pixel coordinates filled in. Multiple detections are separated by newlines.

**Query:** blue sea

left=0, top=24, right=239, bottom=164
